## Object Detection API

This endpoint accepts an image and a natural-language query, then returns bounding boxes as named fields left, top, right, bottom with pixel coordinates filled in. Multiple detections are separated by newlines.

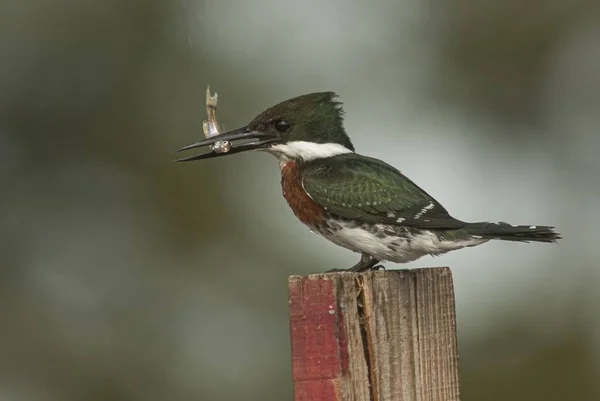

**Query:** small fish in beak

left=203, top=87, right=231, bottom=154
left=175, top=86, right=279, bottom=162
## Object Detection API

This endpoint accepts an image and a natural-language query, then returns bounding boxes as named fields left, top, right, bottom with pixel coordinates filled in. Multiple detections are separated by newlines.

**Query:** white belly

left=316, top=219, right=488, bottom=263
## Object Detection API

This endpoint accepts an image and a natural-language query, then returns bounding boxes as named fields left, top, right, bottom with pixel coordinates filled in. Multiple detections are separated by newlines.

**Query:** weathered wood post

left=288, top=267, right=460, bottom=401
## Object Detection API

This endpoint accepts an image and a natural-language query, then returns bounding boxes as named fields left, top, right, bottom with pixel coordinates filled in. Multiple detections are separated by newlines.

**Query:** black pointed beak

left=175, top=126, right=278, bottom=162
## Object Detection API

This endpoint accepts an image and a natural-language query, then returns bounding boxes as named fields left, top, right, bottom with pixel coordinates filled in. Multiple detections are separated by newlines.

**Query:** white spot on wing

left=396, top=217, right=405, bottom=223
left=414, top=202, right=435, bottom=219
left=529, top=225, right=536, bottom=229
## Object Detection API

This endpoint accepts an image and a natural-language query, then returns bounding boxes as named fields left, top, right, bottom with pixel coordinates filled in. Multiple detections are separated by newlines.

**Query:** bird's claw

left=325, top=265, right=385, bottom=273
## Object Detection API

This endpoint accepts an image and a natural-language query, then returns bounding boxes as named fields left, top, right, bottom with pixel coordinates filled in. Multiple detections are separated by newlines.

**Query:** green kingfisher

left=176, top=92, right=561, bottom=272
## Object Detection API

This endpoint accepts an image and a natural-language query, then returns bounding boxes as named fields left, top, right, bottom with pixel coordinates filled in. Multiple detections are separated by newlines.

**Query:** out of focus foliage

left=1, top=1, right=599, bottom=400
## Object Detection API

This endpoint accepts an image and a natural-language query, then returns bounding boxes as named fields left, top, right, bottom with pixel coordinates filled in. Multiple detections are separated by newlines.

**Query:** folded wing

left=301, top=153, right=466, bottom=229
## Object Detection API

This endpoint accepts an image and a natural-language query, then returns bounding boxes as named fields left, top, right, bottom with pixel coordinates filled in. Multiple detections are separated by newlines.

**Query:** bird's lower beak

left=175, top=126, right=278, bottom=162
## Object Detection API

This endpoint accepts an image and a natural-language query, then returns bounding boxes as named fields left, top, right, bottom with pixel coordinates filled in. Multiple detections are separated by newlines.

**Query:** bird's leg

left=326, top=254, right=382, bottom=273
left=349, top=254, right=381, bottom=272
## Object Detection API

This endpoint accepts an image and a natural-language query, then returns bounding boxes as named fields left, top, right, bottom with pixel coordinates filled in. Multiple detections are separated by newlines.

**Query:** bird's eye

left=273, top=119, right=292, bottom=133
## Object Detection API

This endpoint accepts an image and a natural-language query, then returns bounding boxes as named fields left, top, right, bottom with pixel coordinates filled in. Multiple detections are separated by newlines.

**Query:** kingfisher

left=176, top=92, right=560, bottom=272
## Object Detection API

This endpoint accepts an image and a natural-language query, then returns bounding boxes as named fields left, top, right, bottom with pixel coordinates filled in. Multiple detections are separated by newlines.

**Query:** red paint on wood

left=337, top=311, right=349, bottom=376
left=289, top=277, right=348, bottom=401
left=293, top=379, right=338, bottom=401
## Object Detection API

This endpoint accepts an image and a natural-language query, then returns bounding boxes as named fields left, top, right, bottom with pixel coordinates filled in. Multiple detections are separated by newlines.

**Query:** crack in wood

left=356, top=275, right=376, bottom=401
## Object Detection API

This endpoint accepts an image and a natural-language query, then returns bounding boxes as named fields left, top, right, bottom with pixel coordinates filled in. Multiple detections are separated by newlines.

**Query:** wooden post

left=288, top=268, right=459, bottom=401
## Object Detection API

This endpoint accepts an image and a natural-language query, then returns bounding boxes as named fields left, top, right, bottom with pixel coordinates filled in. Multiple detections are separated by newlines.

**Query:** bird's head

left=176, top=92, right=355, bottom=163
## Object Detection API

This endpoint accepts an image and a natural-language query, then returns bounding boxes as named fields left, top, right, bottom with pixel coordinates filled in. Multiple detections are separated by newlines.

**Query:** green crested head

left=246, top=92, right=354, bottom=153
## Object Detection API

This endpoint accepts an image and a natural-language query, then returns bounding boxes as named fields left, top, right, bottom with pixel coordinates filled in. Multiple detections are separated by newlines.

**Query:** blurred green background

left=1, top=0, right=599, bottom=400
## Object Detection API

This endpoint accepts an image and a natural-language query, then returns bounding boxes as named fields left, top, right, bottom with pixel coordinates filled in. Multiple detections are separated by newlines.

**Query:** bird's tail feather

left=465, top=222, right=561, bottom=243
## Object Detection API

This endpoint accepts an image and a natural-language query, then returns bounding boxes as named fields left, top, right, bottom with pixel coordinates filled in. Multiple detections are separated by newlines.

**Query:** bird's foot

left=325, top=264, right=385, bottom=273
left=325, top=255, right=383, bottom=273
left=348, top=254, right=381, bottom=272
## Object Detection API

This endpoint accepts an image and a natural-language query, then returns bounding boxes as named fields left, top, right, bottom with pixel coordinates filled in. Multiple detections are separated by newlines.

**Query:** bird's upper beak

left=175, top=126, right=278, bottom=162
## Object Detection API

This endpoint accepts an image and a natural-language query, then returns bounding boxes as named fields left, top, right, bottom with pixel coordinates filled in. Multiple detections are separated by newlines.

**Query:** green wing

left=301, top=153, right=466, bottom=229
